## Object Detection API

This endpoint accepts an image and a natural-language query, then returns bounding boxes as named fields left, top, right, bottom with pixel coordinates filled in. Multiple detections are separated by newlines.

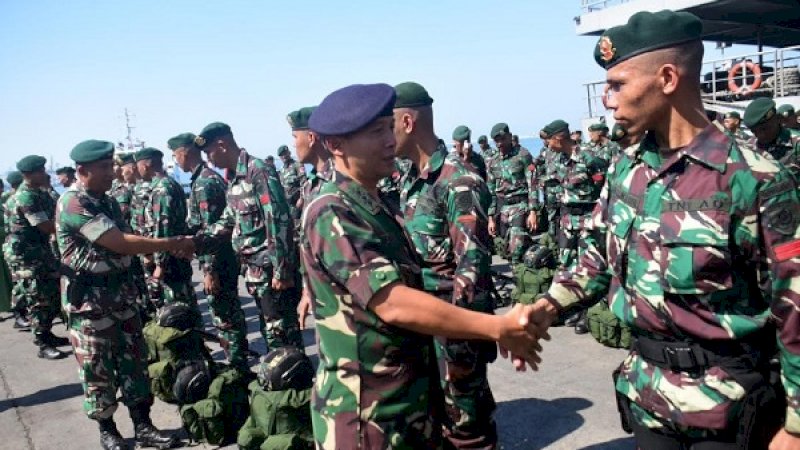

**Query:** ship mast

left=118, top=108, right=145, bottom=152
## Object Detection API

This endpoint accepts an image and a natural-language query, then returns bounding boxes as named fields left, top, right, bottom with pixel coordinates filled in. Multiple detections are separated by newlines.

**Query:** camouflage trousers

left=243, top=263, right=303, bottom=352
left=9, top=266, right=59, bottom=334
left=557, top=208, right=593, bottom=270
left=67, top=305, right=152, bottom=420
left=205, top=265, right=249, bottom=369
left=497, top=203, right=531, bottom=265
left=543, top=202, right=561, bottom=239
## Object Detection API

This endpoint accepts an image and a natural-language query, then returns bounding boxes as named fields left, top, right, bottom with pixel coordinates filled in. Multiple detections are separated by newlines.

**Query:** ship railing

left=580, top=0, right=630, bottom=13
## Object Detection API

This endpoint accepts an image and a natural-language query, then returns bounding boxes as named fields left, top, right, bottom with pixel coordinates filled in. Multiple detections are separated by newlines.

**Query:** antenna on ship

left=121, top=108, right=145, bottom=151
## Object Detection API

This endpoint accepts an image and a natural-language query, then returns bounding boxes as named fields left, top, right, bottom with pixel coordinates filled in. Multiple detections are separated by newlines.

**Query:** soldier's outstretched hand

left=495, top=303, right=551, bottom=371
left=769, top=428, right=800, bottom=450
left=500, top=299, right=559, bottom=372
left=488, top=217, right=496, bottom=237
left=169, top=235, right=196, bottom=259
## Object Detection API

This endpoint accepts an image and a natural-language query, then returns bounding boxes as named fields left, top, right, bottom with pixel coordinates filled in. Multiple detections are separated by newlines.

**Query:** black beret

left=195, top=122, right=232, bottom=148
left=452, top=125, right=471, bottom=141
left=16, top=155, right=47, bottom=173
left=309, top=83, right=396, bottom=136
left=168, top=132, right=197, bottom=151
left=490, top=123, right=510, bottom=139
left=393, top=82, right=434, bottom=109
left=594, top=10, right=702, bottom=69
left=6, top=171, right=23, bottom=186
left=588, top=123, right=609, bottom=132
left=134, top=147, right=164, bottom=162
left=778, top=104, right=796, bottom=118
left=55, top=166, right=75, bottom=175
left=743, top=98, right=776, bottom=128
left=277, top=145, right=290, bottom=156
left=543, top=120, right=570, bottom=136
left=287, top=106, right=316, bottom=130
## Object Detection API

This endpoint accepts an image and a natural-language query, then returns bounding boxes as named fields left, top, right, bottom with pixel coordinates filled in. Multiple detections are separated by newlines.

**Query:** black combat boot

left=37, top=330, right=70, bottom=347
left=13, top=312, right=31, bottom=329
left=574, top=311, right=589, bottom=335
left=130, top=403, right=178, bottom=449
left=34, top=333, right=67, bottom=359
left=98, top=418, right=128, bottom=450
left=563, top=311, right=582, bottom=327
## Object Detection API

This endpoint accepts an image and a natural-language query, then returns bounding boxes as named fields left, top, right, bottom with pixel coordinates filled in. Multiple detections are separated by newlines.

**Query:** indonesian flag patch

left=774, top=239, right=800, bottom=261
left=260, top=193, right=270, bottom=205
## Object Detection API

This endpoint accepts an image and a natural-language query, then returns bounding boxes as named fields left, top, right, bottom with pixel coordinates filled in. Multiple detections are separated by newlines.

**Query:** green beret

left=167, top=132, right=197, bottom=151
left=594, top=10, right=702, bottom=69
left=134, top=147, right=164, bottom=162
left=277, top=145, right=290, bottom=156
left=777, top=104, right=796, bottom=118
left=452, top=125, right=471, bottom=142
left=117, top=152, right=135, bottom=165
left=265, top=156, right=275, bottom=162
left=393, top=82, right=434, bottom=109
left=55, top=166, right=75, bottom=175
left=69, top=140, right=116, bottom=165
left=195, top=122, right=232, bottom=148
left=724, top=111, right=741, bottom=120
left=588, top=123, right=609, bottom=132
left=490, top=123, right=510, bottom=139
left=477, top=135, right=488, bottom=144
left=743, top=98, right=776, bottom=128
left=16, top=155, right=47, bottom=173
left=7, top=171, right=23, bottom=186
left=609, top=124, right=628, bottom=142
left=287, top=106, right=316, bottom=130
left=543, top=119, right=570, bottom=136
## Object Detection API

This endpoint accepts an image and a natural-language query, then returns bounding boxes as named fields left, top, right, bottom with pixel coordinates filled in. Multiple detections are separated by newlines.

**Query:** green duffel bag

left=587, top=301, right=632, bottom=349
left=181, top=398, right=226, bottom=445
left=237, top=381, right=313, bottom=449
left=180, top=366, right=250, bottom=445
left=511, top=264, right=555, bottom=305
left=147, top=360, right=178, bottom=403
left=261, top=434, right=310, bottom=450
left=237, top=426, right=268, bottom=450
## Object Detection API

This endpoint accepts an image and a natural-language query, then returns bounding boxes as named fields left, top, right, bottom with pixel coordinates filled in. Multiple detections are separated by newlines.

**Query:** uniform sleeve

left=304, top=200, right=404, bottom=308
left=447, top=175, right=492, bottom=307
left=486, top=160, right=498, bottom=216
left=58, top=193, right=118, bottom=243
left=18, top=190, right=51, bottom=227
left=252, top=164, right=294, bottom=281
left=527, top=156, right=541, bottom=211
left=151, top=179, right=181, bottom=266
left=193, top=176, right=228, bottom=274
left=755, top=173, right=800, bottom=434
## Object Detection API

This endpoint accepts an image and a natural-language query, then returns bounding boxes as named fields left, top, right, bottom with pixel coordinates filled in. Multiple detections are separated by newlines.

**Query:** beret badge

left=194, top=136, right=207, bottom=147
left=287, top=114, right=295, bottom=127
left=599, top=36, right=616, bottom=63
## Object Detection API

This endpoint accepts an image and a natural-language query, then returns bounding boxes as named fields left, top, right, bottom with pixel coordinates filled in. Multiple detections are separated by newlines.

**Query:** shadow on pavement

left=0, top=382, right=83, bottom=413
left=578, top=436, right=636, bottom=449
left=496, top=397, right=591, bottom=449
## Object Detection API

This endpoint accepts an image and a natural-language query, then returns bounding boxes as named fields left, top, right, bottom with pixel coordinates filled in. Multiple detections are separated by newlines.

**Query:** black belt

left=560, top=203, right=595, bottom=215
left=633, top=330, right=773, bottom=373
left=500, top=194, right=527, bottom=205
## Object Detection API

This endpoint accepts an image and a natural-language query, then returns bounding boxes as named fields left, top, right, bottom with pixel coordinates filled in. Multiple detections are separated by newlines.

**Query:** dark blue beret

left=16, top=155, right=47, bottom=173
left=309, top=83, right=396, bottom=136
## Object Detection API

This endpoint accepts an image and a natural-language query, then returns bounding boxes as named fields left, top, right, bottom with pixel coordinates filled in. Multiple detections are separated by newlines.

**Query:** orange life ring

left=728, top=61, right=762, bottom=94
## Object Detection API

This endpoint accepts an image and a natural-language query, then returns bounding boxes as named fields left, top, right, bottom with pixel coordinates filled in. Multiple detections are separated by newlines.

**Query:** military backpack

left=586, top=301, right=632, bottom=349
left=179, top=365, right=251, bottom=446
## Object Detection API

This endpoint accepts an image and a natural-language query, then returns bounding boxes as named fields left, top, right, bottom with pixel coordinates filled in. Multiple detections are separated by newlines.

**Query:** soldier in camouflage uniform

left=721, top=111, right=751, bottom=141
left=302, top=82, right=546, bottom=450
left=277, top=145, right=306, bottom=228
left=0, top=171, right=20, bottom=205
left=451, top=125, right=488, bottom=181
left=586, top=122, right=621, bottom=164
left=528, top=11, right=800, bottom=448
left=3, top=171, right=29, bottom=328
left=264, top=155, right=276, bottom=171
left=135, top=148, right=196, bottom=312
left=55, top=166, right=77, bottom=189
left=535, top=129, right=569, bottom=239
left=376, top=156, right=411, bottom=210
left=170, top=132, right=249, bottom=370
left=57, top=140, right=185, bottom=450
left=487, top=122, right=536, bottom=265
left=286, top=106, right=335, bottom=327
left=5, top=155, right=68, bottom=359
left=196, top=122, right=303, bottom=352
left=477, top=134, right=497, bottom=169
left=109, top=153, right=135, bottom=223
left=778, top=104, right=799, bottom=131
left=744, top=98, right=800, bottom=178
left=394, top=82, right=497, bottom=449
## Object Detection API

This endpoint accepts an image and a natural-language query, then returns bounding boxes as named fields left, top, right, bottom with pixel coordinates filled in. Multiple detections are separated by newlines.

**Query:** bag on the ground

left=587, top=301, right=632, bottom=349
left=511, top=238, right=557, bottom=305
left=237, top=347, right=314, bottom=450
left=493, top=236, right=507, bottom=258
left=180, top=365, right=251, bottom=446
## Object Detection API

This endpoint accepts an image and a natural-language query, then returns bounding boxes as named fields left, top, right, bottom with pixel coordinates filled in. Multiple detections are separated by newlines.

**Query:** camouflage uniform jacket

left=55, top=183, right=137, bottom=316
left=129, top=180, right=151, bottom=235
left=377, top=158, right=412, bottom=210
left=560, top=146, right=608, bottom=206
left=724, top=128, right=751, bottom=141
left=0, top=191, right=12, bottom=207
left=754, top=127, right=800, bottom=175
left=279, top=158, right=306, bottom=210
left=109, top=179, right=133, bottom=224
left=586, top=139, right=620, bottom=164
left=187, top=164, right=233, bottom=274
left=300, top=170, right=438, bottom=449
left=401, top=145, right=492, bottom=307
left=147, top=173, right=190, bottom=272
left=208, top=149, right=295, bottom=281
left=298, top=158, right=335, bottom=214
left=486, top=145, right=535, bottom=215
left=3, top=182, right=58, bottom=273
left=543, top=125, right=800, bottom=432
left=536, top=147, right=569, bottom=209
left=481, top=147, right=498, bottom=168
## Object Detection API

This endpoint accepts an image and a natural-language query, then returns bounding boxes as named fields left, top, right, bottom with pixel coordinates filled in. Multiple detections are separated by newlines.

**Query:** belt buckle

left=663, top=346, right=699, bottom=372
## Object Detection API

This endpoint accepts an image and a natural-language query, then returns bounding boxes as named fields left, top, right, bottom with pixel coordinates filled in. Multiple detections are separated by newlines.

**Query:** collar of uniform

left=333, top=170, right=383, bottom=215
left=418, top=143, right=447, bottom=180
left=190, top=163, right=205, bottom=184
left=234, top=149, right=251, bottom=180
left=500, top=145, right=520, bottom=160
left=638, top=124, right=728, bottom=173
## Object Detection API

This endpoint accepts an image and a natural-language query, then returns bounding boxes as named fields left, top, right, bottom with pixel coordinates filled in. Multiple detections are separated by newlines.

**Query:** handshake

left=496, top=298, right=560, bottom=372
left=165, top=235, right=197, bottom=259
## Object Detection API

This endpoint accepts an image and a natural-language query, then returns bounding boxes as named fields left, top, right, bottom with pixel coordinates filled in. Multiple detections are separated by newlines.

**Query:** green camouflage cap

left=594, top=10, right=702, bottom=69
left=452, top=125, right=471, bottom=141
left=16, top=155, right=47, bottom=172
left=287, top=106, right=316, bottom=131
left=6, top=171, right=23, bottom=186
left=609, top=124, right=628, bottom=142
left=588, top=123, right=609, bottom=132
left=724, top=111, right=741, bottom=120
left=743, top=98, right=776, bottom=128
left=195, top=122, right=232, bottom=148
left=167, top=132, right=197, bottom=151
left=543, top=119, right=570, bottom=136
left=490, top=123, right=510, bottom=139
left=777, top=104, right=796, bottom=118
left=134, top=147, right=164, bottom=162
left=393, top=82, right=434, bottom=109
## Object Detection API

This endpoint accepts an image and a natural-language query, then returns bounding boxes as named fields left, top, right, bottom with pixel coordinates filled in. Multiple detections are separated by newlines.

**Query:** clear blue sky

left=0, top=1, right=744, bottom=172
